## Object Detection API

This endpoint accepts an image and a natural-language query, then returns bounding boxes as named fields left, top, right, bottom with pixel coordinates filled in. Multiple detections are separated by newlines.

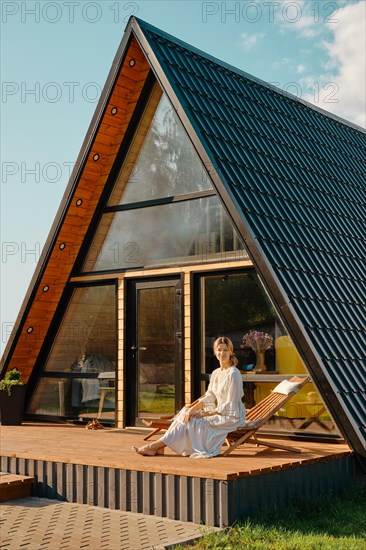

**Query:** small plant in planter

left=0, top=368, right=26, bottom=425
left=0, top=369, right=24, bottom=395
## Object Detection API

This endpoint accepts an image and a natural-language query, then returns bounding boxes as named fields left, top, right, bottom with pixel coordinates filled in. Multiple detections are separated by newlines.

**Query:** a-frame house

left=1, top=17, right=365, bottom=464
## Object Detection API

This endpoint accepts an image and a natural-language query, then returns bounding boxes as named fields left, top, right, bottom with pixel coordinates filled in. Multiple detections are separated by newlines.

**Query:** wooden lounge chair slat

left=247, top=398, right=280, bottom=420
left=223, top=376, right=310, bottom=456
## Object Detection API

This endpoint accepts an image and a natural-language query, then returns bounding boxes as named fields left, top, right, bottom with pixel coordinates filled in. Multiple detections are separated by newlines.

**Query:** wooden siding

left=117, top=278, right=124, bottom=427
left=183, top=271, right=191, bottom=405
left=5, top=38, right=151, bottom=383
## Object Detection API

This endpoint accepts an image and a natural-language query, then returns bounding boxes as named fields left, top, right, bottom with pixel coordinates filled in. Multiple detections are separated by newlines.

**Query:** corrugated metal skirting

left=0, top=455, right=359, bottom=527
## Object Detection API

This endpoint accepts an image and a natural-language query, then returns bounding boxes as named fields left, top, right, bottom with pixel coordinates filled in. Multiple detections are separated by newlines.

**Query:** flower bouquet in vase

left=241, top=331, right=273, bottom=373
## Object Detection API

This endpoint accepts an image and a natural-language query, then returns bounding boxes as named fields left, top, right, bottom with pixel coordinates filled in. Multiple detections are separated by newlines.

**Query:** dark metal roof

left=131, top=18, right=366, bottom=458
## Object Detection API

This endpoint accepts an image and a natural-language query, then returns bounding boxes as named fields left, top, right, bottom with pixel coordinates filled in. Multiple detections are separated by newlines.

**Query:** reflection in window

left=137, top=286, right=175, bottom=417
left=43, top=285, right=116, bottom=372
left=83, top=196, right=247, bottom=272
left=198, top=271, right=338, bottom=437
left=27, top=374, right=116, bottom=420
left=200, top=272, right=281, bottom=376
left=108, top=87, right=212, bottom=205
left=27, top=285, right=116, bottom=421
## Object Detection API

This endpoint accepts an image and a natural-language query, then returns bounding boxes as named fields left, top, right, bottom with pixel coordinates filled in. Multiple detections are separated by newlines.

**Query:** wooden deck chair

left=142, top=415, right=174, bottom=440
left=223, top=375, right=310, bottom=456
left=142, top=399, right=200, bottom=441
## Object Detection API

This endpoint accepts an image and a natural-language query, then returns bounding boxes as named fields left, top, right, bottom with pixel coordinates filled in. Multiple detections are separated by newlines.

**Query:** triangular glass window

left=80, top=85, right=248, bottom=272
left=108, top=85, right=212, bottom=204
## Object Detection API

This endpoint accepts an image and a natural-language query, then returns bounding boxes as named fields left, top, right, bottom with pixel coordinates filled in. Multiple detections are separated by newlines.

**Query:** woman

left=132, top=336, right=246, bottom=458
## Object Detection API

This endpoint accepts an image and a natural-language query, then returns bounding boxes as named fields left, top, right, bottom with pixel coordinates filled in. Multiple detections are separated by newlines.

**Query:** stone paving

left=0, top=498, right=215, bottom=549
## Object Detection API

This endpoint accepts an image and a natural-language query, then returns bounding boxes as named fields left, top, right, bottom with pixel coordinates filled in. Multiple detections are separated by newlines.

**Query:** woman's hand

left=191, top=409, right=217, bottom=420
left=182, top=408, right=192, bottom=424
left=183, top=409, right=202, bottom=423
left=182, top=401, right=204, bottom=423
left=182, top=408, right=218, bottom=423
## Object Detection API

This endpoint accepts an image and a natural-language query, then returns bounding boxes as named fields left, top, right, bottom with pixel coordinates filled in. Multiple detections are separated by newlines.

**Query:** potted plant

left=241, top=331, right=273, bottom=373
left=0, top=368, right=26, bottom=425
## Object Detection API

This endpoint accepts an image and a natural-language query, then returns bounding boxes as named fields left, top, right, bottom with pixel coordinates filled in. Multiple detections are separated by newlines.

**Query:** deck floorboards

left=0, top=423, right=351, bottom=481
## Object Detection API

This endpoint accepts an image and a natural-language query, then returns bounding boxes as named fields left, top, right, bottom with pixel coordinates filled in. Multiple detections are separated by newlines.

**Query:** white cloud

left=302, top=1, right=366, bottom=128
left=296, top=64, right=306, bottom=74
left=272, top=57, right=291, bottom=70
left=240, top=32, right=265, bottom=51
left=276, top=0, right=322, bottom=38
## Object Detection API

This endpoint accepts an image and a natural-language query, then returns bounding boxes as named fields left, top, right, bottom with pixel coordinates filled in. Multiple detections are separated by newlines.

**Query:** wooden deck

left=0, top=423, right=359, bottom=527
left=0, top=423, right=351, bottom=480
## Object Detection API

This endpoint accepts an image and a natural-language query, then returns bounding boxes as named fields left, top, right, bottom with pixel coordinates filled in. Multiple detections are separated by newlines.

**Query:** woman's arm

left=183, top=401, right=221, bottom=422
left=183, top=369, right=220, bottom=423
left=182, top=399, right=203, bottom=423
left=198, top=369, right=217, bottom=405
left=216, top=368, right=244, bottom=418
left=193, top=408, right=219, bottom=418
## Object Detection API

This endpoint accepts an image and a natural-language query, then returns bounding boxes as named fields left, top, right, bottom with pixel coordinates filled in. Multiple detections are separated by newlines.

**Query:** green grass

left=139, top=386, right=175, bottom=414
left=179, top=486, right=366, bottom=550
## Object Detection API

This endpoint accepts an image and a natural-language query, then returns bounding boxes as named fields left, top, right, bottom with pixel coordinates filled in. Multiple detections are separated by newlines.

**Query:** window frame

left=25, top=279, right=118, bottom=422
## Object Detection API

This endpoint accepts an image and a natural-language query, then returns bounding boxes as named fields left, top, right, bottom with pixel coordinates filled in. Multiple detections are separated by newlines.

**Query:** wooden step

left=0, top=473, right=35, bottom=502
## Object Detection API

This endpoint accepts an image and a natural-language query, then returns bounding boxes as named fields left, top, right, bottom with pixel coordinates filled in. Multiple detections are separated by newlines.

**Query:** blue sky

left=1, top=0, right=365, bottom=352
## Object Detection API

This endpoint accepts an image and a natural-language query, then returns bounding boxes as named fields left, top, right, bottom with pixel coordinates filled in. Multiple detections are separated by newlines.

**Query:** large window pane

left=43, top=285, right=116, bottom=372
left=199, top=271, right=338, bottom=437
left=27, top=284, right=117, bottom=421
left=200, top=272, right=281, bottom=375
left=108, top=89, right=212, bottom=205
left=137, top=286, right=175, bottom=417
left=83, top=196, right=248, bottom=272
left=27, top=377, right=115, bottom=421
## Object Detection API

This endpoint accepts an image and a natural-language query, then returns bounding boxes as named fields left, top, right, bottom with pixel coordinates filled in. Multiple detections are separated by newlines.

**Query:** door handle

left=131, top=346, right=137, bottom=350
left=139, top=347, right=147, bottom=351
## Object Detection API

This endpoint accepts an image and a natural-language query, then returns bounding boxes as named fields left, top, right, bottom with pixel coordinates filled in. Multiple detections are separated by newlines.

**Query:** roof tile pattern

left=136, top=20, right=366, bottom=454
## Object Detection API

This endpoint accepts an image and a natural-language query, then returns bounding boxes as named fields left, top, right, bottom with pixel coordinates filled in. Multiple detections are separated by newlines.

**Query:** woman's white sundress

left=160, top=366, right=246, bottom=458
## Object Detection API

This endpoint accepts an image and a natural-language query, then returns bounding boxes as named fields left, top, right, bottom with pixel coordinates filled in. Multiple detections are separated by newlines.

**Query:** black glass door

left=126, top=277, right=183, bottom=425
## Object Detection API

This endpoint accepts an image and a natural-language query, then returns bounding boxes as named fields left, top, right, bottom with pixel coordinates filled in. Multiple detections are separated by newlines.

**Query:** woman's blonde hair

left=213, top=336, right=238, bottom=367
